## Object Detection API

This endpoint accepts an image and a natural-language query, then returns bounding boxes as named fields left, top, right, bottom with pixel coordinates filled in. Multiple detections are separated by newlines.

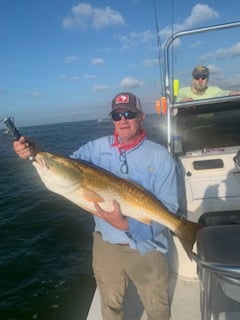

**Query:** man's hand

left=93, top=200, right=128, bottom=231
left=179, top=97, right=194, bottom=102
left=13, top=136, right=39, bottom=159
left=229, top=91, right=240, bottom=96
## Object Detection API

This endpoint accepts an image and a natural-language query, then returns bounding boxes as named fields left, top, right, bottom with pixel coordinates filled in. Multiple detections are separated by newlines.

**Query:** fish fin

left=175, top=219, right=204, bottom=260
left=82, top=188, right=104, bottom=202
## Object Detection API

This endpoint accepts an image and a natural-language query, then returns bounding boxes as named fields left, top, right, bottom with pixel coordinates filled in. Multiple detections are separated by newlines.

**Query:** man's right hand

left=13, top=136, right=39, bottom=159
left=180, top=97, right=194, bottom=102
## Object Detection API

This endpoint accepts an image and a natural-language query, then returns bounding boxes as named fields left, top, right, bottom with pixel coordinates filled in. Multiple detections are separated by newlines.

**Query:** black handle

left=3, top=117, right=21, bottom=140
left=234, top=150, right=240, bottom=169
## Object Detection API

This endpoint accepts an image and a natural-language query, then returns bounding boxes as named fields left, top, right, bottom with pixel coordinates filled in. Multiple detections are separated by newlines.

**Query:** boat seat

left=193, top=225, right=240, bottom=320
left=196, top=225, right=240, bottom=266
left=218, top=311, right=240, bottom=320
left=221, top=280, right=240, bottom=302
left=199, top=210, right=240, bottom=226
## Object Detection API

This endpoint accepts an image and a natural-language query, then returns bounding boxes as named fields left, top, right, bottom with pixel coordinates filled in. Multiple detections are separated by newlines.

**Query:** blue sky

left=1, top=0, right=240, bottom=126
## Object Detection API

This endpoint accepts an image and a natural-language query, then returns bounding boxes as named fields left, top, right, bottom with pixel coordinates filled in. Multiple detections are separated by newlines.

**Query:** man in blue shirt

left=13, top=92, right=179, bottom=320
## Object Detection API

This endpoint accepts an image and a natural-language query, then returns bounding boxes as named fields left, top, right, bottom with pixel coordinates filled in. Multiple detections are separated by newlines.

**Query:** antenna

left=151, top=0, right=164, bottom=97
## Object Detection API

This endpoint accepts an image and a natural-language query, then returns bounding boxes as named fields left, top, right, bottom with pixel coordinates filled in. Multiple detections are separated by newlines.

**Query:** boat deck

left=86, top=274, right=201, bottom=320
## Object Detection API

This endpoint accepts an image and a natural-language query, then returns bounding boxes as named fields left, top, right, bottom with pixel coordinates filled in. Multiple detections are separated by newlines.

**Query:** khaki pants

left=92, top=232, right=170, bottom=320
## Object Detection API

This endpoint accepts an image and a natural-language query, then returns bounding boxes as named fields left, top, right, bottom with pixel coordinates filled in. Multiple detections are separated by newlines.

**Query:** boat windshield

left=175, top=99, right=240, bottom=152
left=166, top=22, right=240, bottom=153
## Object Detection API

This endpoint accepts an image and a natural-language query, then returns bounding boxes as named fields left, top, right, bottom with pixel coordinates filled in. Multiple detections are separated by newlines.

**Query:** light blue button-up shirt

left=70, top=135, right=179, bottom=254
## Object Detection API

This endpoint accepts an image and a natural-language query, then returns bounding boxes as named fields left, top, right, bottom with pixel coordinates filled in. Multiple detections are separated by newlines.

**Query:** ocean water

left=0, top=114, right=166, bottom=320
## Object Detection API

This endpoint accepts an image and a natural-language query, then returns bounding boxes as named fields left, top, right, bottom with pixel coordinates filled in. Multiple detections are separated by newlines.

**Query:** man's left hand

left=93, top=200, right=128, bottom=231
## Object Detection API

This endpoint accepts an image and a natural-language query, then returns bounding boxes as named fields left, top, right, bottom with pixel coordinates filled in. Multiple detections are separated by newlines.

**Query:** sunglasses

left=111, top=111, right=139, bottom=122
left=194, top=74, right=208, bottom=80
left=119, top=149, right=128, bottom=174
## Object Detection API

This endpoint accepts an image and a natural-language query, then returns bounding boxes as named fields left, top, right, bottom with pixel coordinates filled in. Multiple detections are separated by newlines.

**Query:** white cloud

left=120, top=77, right=143, bottom=89
left=160, top=4, right=220, bottom=40
left=60, top=75, right=68, bottom=80
left=62, top=3, right=125, bottom=31
left=114, top=30, right=155, bottom=51
left=69, top=76, right=81, bottom=81
left=190, top=40, right=203, bottom=48
left=65, top=55, right=80, bottom=63
left=207, top=64, right=222, bottom=75
left=182, top=3, right=219, bottom=28
left=201, top=42, right=240, bottom=61
left=143, top=58, right=159, bottom=67
left=93, top=84, right=109, bottom=92
left=114, top=4, right=218, bottom=52
left=91, top=58, right=104, bottom=65
left=84, top=74, right=97, bottom=79
left=129, top=30, right=154, bottom=43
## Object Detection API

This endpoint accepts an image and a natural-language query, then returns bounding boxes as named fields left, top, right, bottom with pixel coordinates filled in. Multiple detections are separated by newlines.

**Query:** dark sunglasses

left=194, top=74, right=208, bottom=80
left=111, top=111, right=139, bottom=122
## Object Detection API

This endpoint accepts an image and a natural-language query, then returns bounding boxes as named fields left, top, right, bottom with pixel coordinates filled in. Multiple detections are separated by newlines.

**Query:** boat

left=86, top=21, right=240, bottom=320
left=97, top=117, right=111, bottom=122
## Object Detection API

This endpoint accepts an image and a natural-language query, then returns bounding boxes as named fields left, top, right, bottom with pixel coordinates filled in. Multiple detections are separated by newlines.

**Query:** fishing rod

left=151, top=0, right=164, bottom=97
left=0, top=117, right=21, bottom=140
left=0, top=117, right=36, bottom=160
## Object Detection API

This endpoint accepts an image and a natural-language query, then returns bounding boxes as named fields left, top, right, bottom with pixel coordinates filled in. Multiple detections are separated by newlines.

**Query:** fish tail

left=175, top=219, right=204, bottom=260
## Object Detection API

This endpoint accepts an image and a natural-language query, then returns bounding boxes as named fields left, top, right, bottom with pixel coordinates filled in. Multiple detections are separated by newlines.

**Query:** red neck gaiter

left=112, top=129, right=146, bottom=152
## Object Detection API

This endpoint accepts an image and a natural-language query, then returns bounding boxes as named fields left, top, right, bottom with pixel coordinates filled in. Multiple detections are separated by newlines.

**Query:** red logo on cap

left=115, top=94, right=129, bottom=104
